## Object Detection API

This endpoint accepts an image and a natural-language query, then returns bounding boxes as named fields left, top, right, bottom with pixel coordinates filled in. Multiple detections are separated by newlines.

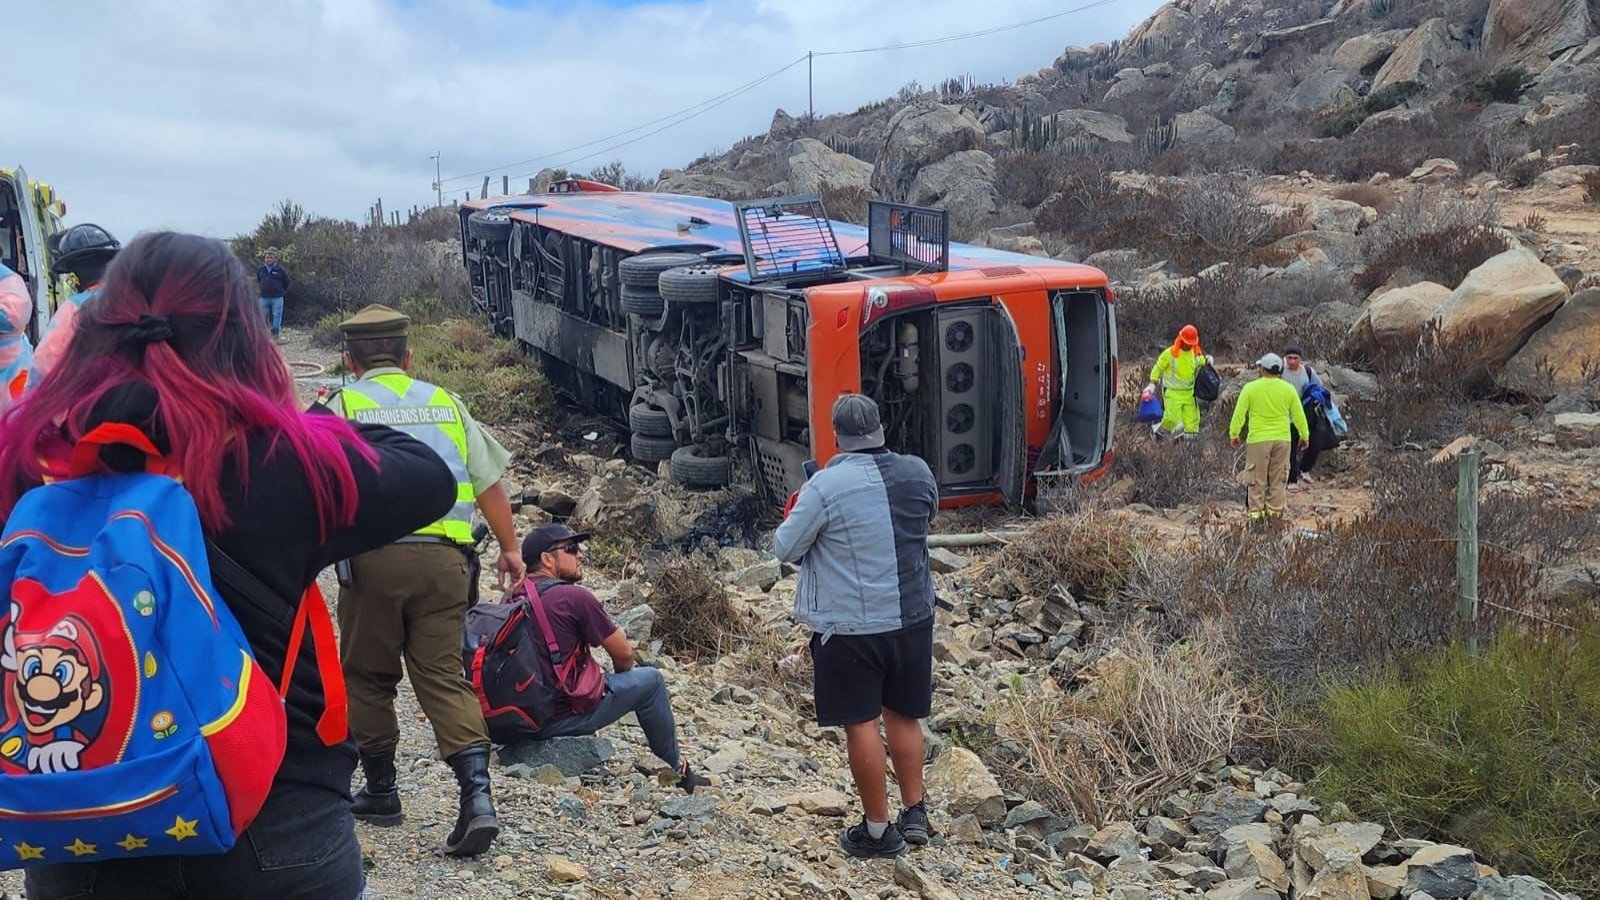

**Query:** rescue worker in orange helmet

left=1147, top=324, right=1210, bottom=438
left=0, top=261, right=33, bottom=405
left=29, top=224, right=121, bottom=385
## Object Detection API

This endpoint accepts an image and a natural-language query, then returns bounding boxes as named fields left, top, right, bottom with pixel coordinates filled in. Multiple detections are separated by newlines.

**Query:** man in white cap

left=1229, top=353, right=1309, bottom=521
left=771, top=393, right=939, bottom=859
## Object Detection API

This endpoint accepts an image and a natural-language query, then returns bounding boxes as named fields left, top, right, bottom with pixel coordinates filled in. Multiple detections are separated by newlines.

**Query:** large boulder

left=1499, top=288, right=1600, bottom=396
left=786, top=138, right=873, bottom=195
left=1435, top=246, right=1570, bottom=366
left=1122, top=4, right=1193, bottom=58
left=1174, top=110, right=1236, bottom=145
left=927, top=746, right=1006, bottom=826
left=908, top=150, right=998, bottom=217
left=1305, top=197, right=1375, bottom=233
left=1374, top=18, right=1466, bottom=91
left=1332, top=29, right=1412, bottom=74
left=1284, top=70, right=1358, bottom=112
left=1351, top=281, right=1452, bottom=353
left=1103, top=68, right=1150, bottom=103
left=1049, top=109, right=1136, bottom=144
left=1405, top=844, right=1481, bottom=898
left=1484, top=0, right=1595, bottom=66
left=871, top=101, right=985, bottom=204
left=654, top=170, right=755, bottom=199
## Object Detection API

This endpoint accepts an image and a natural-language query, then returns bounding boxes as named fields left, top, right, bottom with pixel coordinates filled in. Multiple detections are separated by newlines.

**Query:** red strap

left=523, top=581, right=564, bottom=658
left=68, top=422, right=171, bottom=478
left=279, top=582, right=349, bottom=746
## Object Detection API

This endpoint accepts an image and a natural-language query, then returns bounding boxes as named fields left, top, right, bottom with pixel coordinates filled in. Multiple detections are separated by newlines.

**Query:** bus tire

left=670, top=444, right=732, bottom=488
left=620, top=286, right=665, bottom=318
left=631, top=433, right=677, bottom=463
left=658, top=265, right=722, bottom=305
left=619, top=252, right=702, bottom=287
left=628, top=403, right=673, bottom=438
left=467, top=210, right=512, bottom=241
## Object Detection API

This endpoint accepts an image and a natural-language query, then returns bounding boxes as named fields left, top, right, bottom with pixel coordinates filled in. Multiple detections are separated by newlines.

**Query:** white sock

left=866, top=820, right=889, bottom=839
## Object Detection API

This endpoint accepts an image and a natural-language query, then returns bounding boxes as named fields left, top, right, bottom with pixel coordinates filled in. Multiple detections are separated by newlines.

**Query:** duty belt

left=395, top=535, right=468, bottom=548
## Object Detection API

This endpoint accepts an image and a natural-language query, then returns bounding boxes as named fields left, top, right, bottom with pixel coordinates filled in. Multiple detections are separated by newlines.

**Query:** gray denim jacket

left=771, top=450, right=938, bottom=642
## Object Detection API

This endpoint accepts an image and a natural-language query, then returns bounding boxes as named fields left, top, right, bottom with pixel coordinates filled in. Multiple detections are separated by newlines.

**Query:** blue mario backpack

left=0, top=423, right=345, bottom=871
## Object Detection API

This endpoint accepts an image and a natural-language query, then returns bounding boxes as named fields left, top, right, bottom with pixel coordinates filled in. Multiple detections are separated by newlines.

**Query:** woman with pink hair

left=0, top=261, right=32, bottom=404
left=2, top=232, right=456, bottom=900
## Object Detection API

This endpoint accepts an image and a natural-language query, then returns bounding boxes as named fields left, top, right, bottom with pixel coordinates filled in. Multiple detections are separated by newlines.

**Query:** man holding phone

left=772, top=394, right=939, bottom=858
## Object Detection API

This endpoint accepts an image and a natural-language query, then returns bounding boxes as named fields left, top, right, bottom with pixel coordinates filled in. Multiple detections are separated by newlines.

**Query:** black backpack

left=1194, top=361, right=1222, bottom=403
left=462, top=579, right=604, bottom=742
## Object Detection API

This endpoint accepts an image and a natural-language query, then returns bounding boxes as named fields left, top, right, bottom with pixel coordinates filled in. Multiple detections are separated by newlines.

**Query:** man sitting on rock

left=511, top=523, right=710, bottom=793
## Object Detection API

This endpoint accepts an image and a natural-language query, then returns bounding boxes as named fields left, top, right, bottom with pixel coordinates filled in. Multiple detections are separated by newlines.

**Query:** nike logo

left=514, top=673, right=536, bottom=692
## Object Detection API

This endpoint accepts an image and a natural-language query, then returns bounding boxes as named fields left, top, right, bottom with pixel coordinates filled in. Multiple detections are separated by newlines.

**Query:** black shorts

left=810, top=618, right=934, bottom=727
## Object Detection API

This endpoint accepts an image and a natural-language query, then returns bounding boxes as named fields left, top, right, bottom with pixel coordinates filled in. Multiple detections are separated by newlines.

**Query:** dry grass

left=1329, top=183, right=1393, bottom=213
left=991, top=624, right=1276, bottom=826
left=723, top=623, right=816, bottom=719
left=983, top=508, right=1141, bottom=603
left=645, top=553, right=754, bottom=661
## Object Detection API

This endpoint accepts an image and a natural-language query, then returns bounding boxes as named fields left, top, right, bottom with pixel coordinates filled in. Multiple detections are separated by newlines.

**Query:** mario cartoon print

left=1, top=579, right=140, bottom=775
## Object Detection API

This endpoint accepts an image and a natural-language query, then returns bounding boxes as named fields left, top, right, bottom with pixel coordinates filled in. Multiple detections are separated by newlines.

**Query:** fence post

left=1457, top=448, right=1480, bottom=654
left=502, top=175, right=509, bottom=195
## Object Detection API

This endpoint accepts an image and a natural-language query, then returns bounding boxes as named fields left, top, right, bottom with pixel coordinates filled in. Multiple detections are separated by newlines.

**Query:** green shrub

left=1465, top=67, right=1535, bottom=104
left=406, top=318, right=550, bottom=425
left=1315, top=631, right=1600, bottom=894
left=1363, top=80, right=1425, bottom=115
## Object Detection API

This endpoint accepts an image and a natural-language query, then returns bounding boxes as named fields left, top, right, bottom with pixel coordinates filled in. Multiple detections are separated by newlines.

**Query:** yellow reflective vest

left=1151, top=348, right=1204, bottom=393
left=339, top=372, right=475, bottom=544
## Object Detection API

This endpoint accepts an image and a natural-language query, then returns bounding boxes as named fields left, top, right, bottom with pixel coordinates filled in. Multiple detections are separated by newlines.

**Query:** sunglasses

left=552, top=543, right=584, bottom=556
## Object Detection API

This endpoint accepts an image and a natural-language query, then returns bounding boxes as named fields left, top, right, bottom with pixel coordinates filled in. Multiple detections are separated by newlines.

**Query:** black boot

left=351, top=750, right=403, bottom=826
left=443, top=748, right=499, bottom=857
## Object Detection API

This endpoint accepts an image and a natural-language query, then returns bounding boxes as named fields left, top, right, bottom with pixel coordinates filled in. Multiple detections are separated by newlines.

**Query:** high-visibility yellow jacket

left=1151, top=348, right=1205, bottom=393
left=338, top=372, right=476, bottom=544
left=1230, top=376, right=1310, bottom=444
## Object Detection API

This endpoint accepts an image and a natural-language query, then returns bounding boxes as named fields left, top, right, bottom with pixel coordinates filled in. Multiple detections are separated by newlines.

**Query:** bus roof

left=463, top=191, right=1097, bottom=277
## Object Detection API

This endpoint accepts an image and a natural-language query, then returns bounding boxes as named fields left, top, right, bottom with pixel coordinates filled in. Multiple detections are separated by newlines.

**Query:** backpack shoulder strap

left=521, top=579, right=565, bottom=661
left=206, top=540, right=348, bottom=746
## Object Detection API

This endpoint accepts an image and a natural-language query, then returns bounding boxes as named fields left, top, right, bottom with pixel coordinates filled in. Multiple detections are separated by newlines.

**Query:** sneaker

left=839, top=819, right=907, bottom=859
left=1300, top=471, right=1316, bottom=484
left=897, top=801, right=929, bottom=846
left=675, top=762, right=712, bottom=795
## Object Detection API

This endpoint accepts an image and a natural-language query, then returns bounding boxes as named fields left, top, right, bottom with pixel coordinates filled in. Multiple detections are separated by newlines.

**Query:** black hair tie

left=121, top=315, right=174, bottom=346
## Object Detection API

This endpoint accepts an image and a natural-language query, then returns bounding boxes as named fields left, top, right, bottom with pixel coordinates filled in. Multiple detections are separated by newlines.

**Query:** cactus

left=1143, top=117, right=1179, bottom=158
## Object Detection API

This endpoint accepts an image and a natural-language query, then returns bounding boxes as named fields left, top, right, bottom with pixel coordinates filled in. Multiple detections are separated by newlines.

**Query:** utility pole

left=430, top=153, right=443, bottom=208
left=808, top=51, right=814, bottom=120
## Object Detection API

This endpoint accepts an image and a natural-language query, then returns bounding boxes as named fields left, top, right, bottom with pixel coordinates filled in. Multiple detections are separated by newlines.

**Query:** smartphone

left=802, top=459, right=819, bottom=478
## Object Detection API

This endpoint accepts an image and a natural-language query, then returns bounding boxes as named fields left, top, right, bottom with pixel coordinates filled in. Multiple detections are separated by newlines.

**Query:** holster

left=464, top=546, right=482, bottom=609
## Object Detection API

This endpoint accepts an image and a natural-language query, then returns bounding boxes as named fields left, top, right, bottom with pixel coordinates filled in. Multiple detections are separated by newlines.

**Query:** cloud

left=5, top=0, right=1163, bottom=239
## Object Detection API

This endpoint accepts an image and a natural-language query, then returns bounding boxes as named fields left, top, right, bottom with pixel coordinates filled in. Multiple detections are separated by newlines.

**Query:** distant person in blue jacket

left=257, top=247, right=291, bottom=339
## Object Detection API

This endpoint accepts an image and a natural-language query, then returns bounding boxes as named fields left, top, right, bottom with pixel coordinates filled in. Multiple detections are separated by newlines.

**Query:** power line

left=438, top=0, right=1126, bottom=187
left=439, top=54, right=807, bottom=187
left=813, top=0, right=1124, bottom=56
left=535, top=57, right=807, bottom=176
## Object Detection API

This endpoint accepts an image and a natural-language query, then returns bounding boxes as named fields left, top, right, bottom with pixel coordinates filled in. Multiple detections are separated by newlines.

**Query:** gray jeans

left=537, top=667, right=681, bottom=768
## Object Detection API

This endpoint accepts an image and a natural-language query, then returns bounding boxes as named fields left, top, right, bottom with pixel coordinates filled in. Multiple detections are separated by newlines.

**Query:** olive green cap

left=338, top=304, right=410, bottom=340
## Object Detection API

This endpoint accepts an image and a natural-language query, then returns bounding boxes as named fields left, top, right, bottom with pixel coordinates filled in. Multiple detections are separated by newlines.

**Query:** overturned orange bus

left=459, top=188, right=1116, bottom=509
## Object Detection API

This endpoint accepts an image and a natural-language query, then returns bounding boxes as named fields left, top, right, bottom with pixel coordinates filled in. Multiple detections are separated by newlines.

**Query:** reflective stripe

left=341, top=372, right=475, bottom=544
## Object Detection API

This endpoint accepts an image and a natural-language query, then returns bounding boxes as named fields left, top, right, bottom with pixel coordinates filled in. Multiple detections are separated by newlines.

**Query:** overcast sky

left=6, top=0, right=1164, bottom=240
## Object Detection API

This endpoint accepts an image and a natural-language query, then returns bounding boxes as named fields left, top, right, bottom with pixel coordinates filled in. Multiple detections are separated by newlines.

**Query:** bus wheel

left=670, top=444, right=732, bottom=488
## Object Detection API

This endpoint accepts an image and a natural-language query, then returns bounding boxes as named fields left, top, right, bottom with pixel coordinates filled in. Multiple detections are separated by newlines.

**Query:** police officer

left=318, top=304, right=526, bottom=858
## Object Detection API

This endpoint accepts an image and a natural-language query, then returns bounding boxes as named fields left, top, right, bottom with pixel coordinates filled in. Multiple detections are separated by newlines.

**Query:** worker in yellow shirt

left=1229, top=353, right=1309, bottom=521
left=1147, top=325, right=1209, bottom=438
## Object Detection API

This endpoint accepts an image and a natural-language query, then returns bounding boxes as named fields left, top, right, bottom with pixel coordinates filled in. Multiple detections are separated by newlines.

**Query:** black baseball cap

left=832, top=393, right=885, bottom=452
left=521, top=523, right=591, bottom=559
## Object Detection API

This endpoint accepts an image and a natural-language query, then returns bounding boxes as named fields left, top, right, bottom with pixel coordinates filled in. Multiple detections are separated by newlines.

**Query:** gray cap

left=1256, top=352, right=1285, bottom=374
left=832, top=394, right=885, bottom=452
